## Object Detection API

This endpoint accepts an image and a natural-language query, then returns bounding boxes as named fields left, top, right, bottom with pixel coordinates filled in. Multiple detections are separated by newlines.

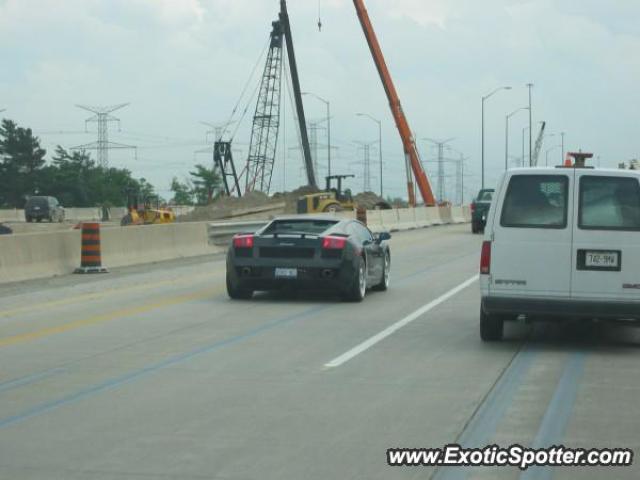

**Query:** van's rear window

left=500, top=175, right=568, bottom=229
left=579, top=176, right=640, bottom=230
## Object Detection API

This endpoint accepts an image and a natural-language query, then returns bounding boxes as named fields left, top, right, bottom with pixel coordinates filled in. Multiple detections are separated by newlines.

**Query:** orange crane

left=352, top=0, right=436, bottom=206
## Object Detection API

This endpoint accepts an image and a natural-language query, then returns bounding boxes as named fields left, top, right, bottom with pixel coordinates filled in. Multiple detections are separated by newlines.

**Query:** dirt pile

left=353, top=191, right=391, bottom=210
left=179, top=191, right=283, bottom=222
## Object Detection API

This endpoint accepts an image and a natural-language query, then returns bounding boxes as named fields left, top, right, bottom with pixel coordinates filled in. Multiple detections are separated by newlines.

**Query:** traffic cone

left=74, top=222, right=108, bottom=274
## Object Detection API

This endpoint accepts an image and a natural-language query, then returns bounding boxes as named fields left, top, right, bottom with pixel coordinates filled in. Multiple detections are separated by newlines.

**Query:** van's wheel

left=471, top=222, right=479, bottom=234
left=323, top=203, right=343, bottom=213
left=26, top=216, right=32, bottom=223
left=480, top=307, right=504, bottom=341
left=226, top=272, right=253, bottom=300
left=36, top=217, right=42, bottom=223
left=342, top=257, right=366, bottom=302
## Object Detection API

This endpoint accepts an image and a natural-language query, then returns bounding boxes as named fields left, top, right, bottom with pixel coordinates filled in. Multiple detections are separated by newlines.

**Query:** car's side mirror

left=374, top=231, right=391, bottom=243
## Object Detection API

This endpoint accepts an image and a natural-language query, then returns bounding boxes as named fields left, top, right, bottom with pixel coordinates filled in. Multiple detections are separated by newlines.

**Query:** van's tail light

left=470, top=202, right=476, bottom=213
left=322, top=236, right=347, bottom=250
left=233, top=234, right=255, bottom=249
left=480, top=241, right=491, bottom=274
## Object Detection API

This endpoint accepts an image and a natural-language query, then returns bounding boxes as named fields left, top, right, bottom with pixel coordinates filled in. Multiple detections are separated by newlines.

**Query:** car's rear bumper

left=227, top=262, right=356, bottom=292
left=482, top=296, right=640, bottom=321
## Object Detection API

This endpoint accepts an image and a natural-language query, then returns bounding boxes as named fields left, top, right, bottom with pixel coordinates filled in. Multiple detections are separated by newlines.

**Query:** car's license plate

left=275, top=268, right=298, bottom=279
left=585, top=251, right=619, bottom=268
left=33, top=206, right=40, bottom=210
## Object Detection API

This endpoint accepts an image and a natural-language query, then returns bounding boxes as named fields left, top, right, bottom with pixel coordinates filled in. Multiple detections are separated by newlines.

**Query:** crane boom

left=352, top=0, right=436, bottom=206
left=530, top=121, right=546, bottom=167
left=280, top=0, right=317, bottom=188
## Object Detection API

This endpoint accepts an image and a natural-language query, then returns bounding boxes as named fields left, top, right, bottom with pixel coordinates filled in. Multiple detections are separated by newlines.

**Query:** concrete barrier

left=380, top=209, right=399, bottom=230
left=0, top=209, right=24, bottom=222
left=463, top=206, right=472, bottom=222
left=366, top=209, right=384, bottom=232
left=0, top=230, right=80, bottom=283
left=438, top=206, right=454, bottom=225
left=451, top=206, right=466, bottom=223
left=397, top=208, right=418, bottom=230
left=414, top=208, right=432, bottom=228
left=426, top=207, right=443, bottom=225
left=102, top=222, right=217, bottom=268
left=0, top=221, right=219, bottom=284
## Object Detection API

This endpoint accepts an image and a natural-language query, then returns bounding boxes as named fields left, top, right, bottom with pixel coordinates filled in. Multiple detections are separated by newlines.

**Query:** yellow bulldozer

left=120, top=189, right=176, bottom=226
left=297, top=175, right=357, bottom=214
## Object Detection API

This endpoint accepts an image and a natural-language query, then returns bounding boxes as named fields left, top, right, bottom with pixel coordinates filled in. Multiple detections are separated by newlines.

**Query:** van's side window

left=579, top=176, right=640, bottom=230
left=500, top=175, right=568, bottom=229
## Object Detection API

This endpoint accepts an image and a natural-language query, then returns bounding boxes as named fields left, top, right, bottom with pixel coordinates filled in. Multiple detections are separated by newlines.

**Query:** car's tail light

left=470, top=202, right=476, bottom=212
left=480, top=241, right=491, bottom=274
left=322, top=236, right=347, bottom=250
left=233, top=234, right=254, bottom=249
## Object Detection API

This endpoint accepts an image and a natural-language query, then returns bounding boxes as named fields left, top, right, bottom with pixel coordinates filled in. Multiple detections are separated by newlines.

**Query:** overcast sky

left=1, top=0, right=639, bottom=202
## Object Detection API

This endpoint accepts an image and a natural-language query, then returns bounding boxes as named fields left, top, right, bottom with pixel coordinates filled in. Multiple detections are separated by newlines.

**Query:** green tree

left=170, top=177, right=194, bottom=205
left=190, top=164, right=221, bottom=205
left=0, top=119, right=47, bottom=207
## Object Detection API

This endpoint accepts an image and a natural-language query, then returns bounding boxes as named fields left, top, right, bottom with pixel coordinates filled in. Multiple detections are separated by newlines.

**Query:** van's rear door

left=571, top=171, right=640, bottom=301
left=490, top=172, right=574, bottom=298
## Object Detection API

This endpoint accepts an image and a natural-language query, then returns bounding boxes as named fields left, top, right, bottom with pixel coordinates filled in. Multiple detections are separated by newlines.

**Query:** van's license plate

left=275, top=268, right=298, bottom=279
left=585, top=251, right=619, bottom=268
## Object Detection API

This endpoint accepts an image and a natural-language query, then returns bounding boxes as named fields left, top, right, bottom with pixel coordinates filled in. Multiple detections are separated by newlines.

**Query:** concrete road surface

left=0, top=224, right=639, bottom=479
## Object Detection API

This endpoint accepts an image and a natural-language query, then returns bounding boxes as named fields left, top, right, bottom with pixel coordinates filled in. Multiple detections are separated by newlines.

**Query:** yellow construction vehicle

left=121, top=189, right=176, bottom=226
left=297, top=175, right=357, bottom=214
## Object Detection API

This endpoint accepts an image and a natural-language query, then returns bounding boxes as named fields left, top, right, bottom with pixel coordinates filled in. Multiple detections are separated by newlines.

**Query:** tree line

left=0, top=119, right=221, bottom=208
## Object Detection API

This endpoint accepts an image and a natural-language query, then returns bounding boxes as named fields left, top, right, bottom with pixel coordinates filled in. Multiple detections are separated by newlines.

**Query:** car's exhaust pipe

left=321, top=269, right=334, bottom=279
left=241, top=267, right=252, bottom=277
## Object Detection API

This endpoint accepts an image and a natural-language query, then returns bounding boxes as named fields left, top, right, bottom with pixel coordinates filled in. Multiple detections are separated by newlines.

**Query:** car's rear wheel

left=26, top=216, right=32, bottom=223
left=471, top=221, right=479, bottom=234
left=226, top=272, right=253, bottom=300
left=480, top=307, right=504, bottom=341
left=372, top=252, right=390, bottom=291
left=36, top=217, right=42, bottom=223
left=343, top=257, right=366, bottom=302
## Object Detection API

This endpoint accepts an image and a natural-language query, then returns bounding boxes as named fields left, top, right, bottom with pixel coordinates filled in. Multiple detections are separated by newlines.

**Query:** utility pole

left=72, top=104, right=135, bottom=168
left=527, top=83, right=534, bottom=166
left=561, top=132, right=565, bottom=164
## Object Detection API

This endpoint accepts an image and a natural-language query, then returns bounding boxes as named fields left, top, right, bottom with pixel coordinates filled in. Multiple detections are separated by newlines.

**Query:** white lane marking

left=325, top=275, right=479, bottom=368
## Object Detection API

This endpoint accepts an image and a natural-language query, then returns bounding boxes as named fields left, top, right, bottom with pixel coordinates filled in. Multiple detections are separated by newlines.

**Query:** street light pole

left=481, top=86, right=511, bottom=189
left=506, top=108, right=528, bottom=171
left=302, top=92, right=331, bottom=177
left=356, top=113, right=383, bottom=197
left=527, top=83, right=534, bottom=165
left=546, top=145, right=562, bottom=166
left=561, top=132, right=565, bottom=165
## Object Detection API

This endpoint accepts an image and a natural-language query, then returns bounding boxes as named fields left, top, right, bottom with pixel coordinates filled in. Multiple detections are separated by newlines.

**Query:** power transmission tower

left=424, top=137, right=455, bottom=203
left=354, top=140, right=376, bottom=192
left=72, top=104, right=135, bottom=168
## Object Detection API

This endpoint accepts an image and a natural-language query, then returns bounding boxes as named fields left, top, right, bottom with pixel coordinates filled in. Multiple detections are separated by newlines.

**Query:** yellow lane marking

left=0, top=286, right=223, bottom=348
left=0, top=269, right=223, bottom=318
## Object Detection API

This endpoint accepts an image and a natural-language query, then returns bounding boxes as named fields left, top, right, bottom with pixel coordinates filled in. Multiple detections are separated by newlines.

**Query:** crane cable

left=220, top=38, right=270, bottom=141
left=317, top=0, right=322, bottom=31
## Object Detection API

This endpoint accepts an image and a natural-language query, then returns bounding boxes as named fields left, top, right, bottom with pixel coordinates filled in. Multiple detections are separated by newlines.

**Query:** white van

left=480, top=167, right=640, bottom=341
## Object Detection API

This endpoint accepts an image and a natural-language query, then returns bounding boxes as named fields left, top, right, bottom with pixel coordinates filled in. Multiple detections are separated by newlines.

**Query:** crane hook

left=317, top=0, right=322, bottom=31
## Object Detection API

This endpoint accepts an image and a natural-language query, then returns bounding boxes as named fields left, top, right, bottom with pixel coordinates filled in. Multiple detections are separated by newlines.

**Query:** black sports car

left=226, top=216, right=391, bottom=302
